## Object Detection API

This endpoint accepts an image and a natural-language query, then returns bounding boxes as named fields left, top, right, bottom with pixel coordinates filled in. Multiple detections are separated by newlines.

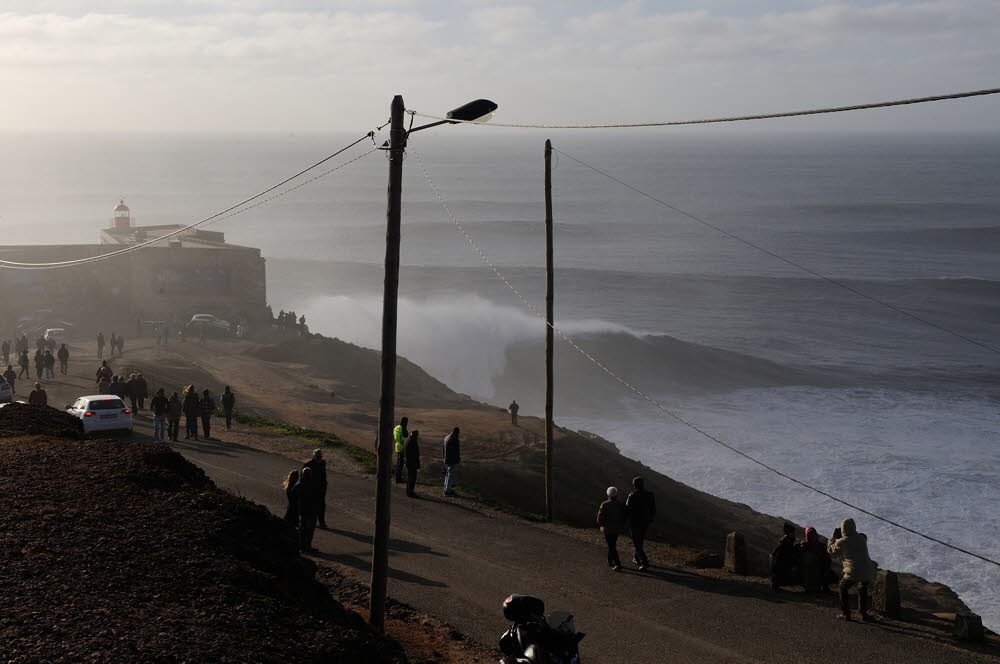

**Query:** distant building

left=0, top=200, right=267, bottom=335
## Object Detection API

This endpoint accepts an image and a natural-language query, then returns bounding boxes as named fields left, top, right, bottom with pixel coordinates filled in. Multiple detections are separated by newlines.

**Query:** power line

left=0, top=132, right=380, bottom=270
left=553, top=147, right=1000, bottom=357
left=408, top=86, right=1000, bottom=129
left=409, top=143, right=1000, bottom=570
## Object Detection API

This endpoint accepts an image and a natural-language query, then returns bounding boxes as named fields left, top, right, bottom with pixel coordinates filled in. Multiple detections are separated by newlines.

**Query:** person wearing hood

left=828, top=518, right=876, bottom=622
left=597, top=486, right=628, bottom=571
left=798, top=526, right=834, bottom=592
left=770, top=522, right=801, bottom=591
left=393, top=417, right=409, bottom=484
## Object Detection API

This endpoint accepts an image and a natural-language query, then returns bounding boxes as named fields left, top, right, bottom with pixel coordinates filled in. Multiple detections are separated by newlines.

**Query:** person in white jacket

left=828, top=518, right=875, bottom=622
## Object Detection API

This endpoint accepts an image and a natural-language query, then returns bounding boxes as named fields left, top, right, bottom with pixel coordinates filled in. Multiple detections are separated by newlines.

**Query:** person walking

left=1, top=339, right=10, bottom=366
left=28, top=382, right=47, bottom=406
left=149, top=388, right=169, bottom=443
left=109, top=334, right=117, bottom=358
left=508, top=400, right=520, bottom=426
left=283, top=470, right=300, bottom=525
left=296, top=467, right=320, bottom=553
left=33, top=349, right=44, bottom=380
left=625, top=476, right=656, bottom=571
left=135, top=373, right=148, bottom=411
left=43, top=350, right=55, bottom=381
left=116, top=334, right=125, bottom=356
left=97, top=332, right=105, bottom=359
left=125, top=374, right=139, bottom=413
left=392, top=417, right=409, bottom=484
left=182, top=385, right=200, bottom=440
left=18, top=350, right=29, bottom=379
left=442, top=427, right=461, bottom=497
left=199, top=388, right=215, bottom=439
left=221, top=386, right=236, bottom=431
left=57, top=343, right=69, bottom=375
left=166, top=391, right=182, bottom=442
left=404, top=430, right=421, bottom=498
left=97, top=375, right=111, bottom=394
left=95, top=360, right=112, bottom=385
left=108, top=375, right=124, bottom=399
left=828, top=518, right=876, bottom=622
left=303, top=449, right=328, bottom=529
left=3, top=365, right=16, bottom=396
left=597, top=486, right=628, bottom=571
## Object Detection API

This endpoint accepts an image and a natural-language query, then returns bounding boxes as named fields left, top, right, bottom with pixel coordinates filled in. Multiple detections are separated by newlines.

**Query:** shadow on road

left=309, top=549, right=448, bottom=588
left=326, top=527, right=449, bottom=557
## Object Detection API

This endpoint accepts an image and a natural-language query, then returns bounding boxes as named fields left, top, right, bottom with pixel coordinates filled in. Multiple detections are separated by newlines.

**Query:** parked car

left=66, top=395, right=133, bottom=435
left=185, top=314, right=231, bottom=337
left=0, top=376, right=13, bottom=404
left=44, top=328, right=68, bottom=347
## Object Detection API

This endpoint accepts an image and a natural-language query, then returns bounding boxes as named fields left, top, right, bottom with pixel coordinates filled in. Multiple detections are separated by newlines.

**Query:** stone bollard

left=872, top=570, right=901, bottom=618
left=724, top=531, right=746, bottom=575
left=954, top=612, right=985, bottom=642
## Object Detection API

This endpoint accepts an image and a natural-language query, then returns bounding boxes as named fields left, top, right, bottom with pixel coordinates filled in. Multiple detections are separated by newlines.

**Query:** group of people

left=274, top=310, right=308, bottom=336
left=282, top=449, right=329, bottom=552
left=391, top=417, right=462, bottom=498
left=96, top=332, right=126, bottom=359
left=1, top=337, right=70, bottom=396
left=596, top=478, right=657, bottom=572
left=770, top=519, right=878, bottom=622
left=96, top=362, right=149, bottom=410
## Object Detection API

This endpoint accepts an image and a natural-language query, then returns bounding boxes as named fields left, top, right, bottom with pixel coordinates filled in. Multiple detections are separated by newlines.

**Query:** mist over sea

left=3, top=129, right=999, bottom=628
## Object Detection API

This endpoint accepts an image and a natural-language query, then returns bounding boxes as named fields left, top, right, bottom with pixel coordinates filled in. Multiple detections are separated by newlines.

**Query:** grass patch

left=229, top=411, right=377, bottom=473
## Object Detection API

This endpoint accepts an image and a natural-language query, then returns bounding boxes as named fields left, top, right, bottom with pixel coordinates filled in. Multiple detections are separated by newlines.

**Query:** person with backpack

left=625, top=476, right=656, bottom=571
left=220, top=386, right=236, bottom=431
left=404, top=430, right=421, bottom=498
left=443, top=427, right=461, bottom=497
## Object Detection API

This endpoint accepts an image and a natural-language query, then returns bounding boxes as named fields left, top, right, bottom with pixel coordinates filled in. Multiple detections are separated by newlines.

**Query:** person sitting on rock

left=797, top=526, right=834, bottom=592
left=769, top=522, right=801, bottom=591
left=828, top=518, right=876, bottom=622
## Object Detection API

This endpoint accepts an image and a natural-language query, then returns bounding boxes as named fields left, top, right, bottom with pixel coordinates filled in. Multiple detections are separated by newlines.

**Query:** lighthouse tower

left=112, top=199, right=131, bottom=230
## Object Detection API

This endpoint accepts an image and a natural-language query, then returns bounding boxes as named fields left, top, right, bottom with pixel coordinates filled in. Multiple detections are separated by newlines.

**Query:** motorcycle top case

left=503, top=594, right=546, bottom=621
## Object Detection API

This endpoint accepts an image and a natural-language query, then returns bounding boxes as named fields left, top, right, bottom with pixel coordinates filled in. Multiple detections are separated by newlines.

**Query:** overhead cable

left=409, top=143, right=1000, bottom=569
left=0, top=132, right=379, bottom=270
left=408, top=86, right=1000, bottom=129
left=553, top=147, right=1000, bottom=356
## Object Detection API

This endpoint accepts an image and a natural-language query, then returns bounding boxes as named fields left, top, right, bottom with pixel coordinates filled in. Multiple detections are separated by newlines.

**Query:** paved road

left=159, top=434, right=994, bottom=664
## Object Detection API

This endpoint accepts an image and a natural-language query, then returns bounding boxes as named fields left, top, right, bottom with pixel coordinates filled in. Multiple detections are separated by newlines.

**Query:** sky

left=0, top=0, right=998, bottom=133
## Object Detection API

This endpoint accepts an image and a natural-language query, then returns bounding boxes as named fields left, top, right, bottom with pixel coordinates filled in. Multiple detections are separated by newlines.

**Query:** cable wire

left=410, top=143, right=1000, bottom=569
left=0, top=132, right=378, bottom=270
left=553, top=147, right=1000, bottom=356
left=408, top=87, right=1000, bottom=129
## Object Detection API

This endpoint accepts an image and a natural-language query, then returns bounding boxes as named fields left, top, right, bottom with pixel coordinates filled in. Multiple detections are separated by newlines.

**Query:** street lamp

left=369, top=95, right=497, bottom=631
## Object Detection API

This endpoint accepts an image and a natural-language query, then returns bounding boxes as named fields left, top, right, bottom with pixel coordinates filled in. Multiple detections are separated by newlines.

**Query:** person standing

left=18, top=350, right=29, bottom=379
left=56, top=343, right=69, bottom=375
left=828, top=518, right=876, bottom=622
left=1, top=339, right=10, bottom=365
left=283, top=470, right=300, bottom=525
left=135, top=373, right=148, bottom=411
left=625, top=476, right=656, bottom=571
left=150, top=388, right=169, bottom=443
left=303, top=449, right=328, bottom=529
left=3, top=365, right=16, bottom=396
left=166, top=391, right=182, bottom=442
left=97, top=332, right=105, bottom=359
left=199, top=388, right=215, bottom=439
left=404, top=430, right=421, bottom=498
left=508, top=400, right=520, bottom=426
left=125, top=374, right=139, bottom=412
left=221, top=386, right=236, bottom=431
left=33, top=349, right=44, bottom=380
left=43, top=350, right=55, bottom=381
left=442, top=427, right=461, bottom=497
left=182, top=385, right=200, bottom=440
left=597, top=487, right=628, bottom=571
left=296, top=467, right=319, bottom=553
left=392, top=416, right=409, bottom=484
left=28, top=382, right=47, bottom=406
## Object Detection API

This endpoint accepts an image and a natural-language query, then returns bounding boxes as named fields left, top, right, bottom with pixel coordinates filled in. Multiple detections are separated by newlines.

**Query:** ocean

left=2, top=128, right=999, bottom=629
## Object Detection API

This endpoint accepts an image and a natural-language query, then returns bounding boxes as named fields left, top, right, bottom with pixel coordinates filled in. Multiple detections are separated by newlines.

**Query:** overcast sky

left=1, top=0, right=998, bottom=133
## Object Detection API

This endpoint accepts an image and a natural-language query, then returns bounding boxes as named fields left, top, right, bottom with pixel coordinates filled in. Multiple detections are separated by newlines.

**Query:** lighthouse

left=112, top=199, right=131, bottom=230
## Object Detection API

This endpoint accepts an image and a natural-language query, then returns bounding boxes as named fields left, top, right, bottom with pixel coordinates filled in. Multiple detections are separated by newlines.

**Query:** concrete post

left=954, top=612, right=985, bottom=642
left=872, top=570, right=901, bottom=618
left=725, top=531, right=746, bottom=575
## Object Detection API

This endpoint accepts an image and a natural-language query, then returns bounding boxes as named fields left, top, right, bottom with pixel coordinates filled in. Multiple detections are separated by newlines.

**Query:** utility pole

left=370, top=94, right=405, bottom=631
left=544, top=138, right=554, bottom=522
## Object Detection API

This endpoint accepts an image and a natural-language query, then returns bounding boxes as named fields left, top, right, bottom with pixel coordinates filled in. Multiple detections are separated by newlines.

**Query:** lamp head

left=446, top=99, right=498, bottom=123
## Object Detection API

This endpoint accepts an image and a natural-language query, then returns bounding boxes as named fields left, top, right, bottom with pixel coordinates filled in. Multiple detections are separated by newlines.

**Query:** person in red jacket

left=28, top=382, right=47, bottom=406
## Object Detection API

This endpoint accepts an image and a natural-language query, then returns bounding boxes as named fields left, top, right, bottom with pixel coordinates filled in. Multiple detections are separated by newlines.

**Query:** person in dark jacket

left=43, top=350, right=55, bottom=381
left=125, top=374, right=139, bottom=412
left=296, top=467, right=320, bottom=552
left=392, top=417, right=409, bottom=484
left=96, top=332, right=105, bottom=359
left=166, top=391, right=182, bottom=442
left=95, top=360, right=112, bottom=385
left=134, top=373, right=148, bottom=411
left=2, top=339, right=10, bottom=366
left=28, top=382, right=47, bottom=406
left=221, top=386, right=236, bottom=431
left=283, top=470, right=300, bottom=525
left=770, top=522, right=801, bottom=591
left=33, top=349, right=44, bottom=380
left=443, top=427, right=460, bottom=497
left=182, top=385, right=200, bottom=440
left=404, top=430, right=421, bottom=497
left=56, top=344, right=69, bottom=375
left=798, top=526, right=835, bottom=592
left=149, top=388, right=169, bottom=443
left=597, top=487, right=628, bottom=570
left=3, top=365, right=16, bottom=396
left=303, top=449, right=328, bottom=529
left=18, top=350, right=29, bottom=379
left=199, top=389, right=215, bottom=439
left=625, top=476, right=656, bottom=571
left=508, top=400, right=520, bottom=425
left=109, top=334, right=117, bottom=358
left=108, top=376, right=124, bottom=399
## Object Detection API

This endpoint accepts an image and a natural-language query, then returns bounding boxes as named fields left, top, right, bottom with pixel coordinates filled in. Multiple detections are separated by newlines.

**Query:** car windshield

left=87, top=399, right=126, bottom=411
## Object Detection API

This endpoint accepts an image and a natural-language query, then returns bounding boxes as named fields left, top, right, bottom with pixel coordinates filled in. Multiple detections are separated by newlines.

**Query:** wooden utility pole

left=544, top=138, right=554, bottom=522
left=370, top=94, right=405, bottom=630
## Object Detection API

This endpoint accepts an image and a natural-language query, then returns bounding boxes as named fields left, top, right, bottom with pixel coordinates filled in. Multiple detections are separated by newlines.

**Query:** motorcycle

left=498, top=594, right=585, bottom=664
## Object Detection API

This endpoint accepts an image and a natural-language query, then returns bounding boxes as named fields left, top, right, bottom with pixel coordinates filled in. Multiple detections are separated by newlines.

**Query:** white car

left=0, top=377, right=13, bottom=404
left=44, top=328, right=68, bottom=346
left=66, top=395, right=133, bottom=435
left=187, top=314, right=230, bottom=330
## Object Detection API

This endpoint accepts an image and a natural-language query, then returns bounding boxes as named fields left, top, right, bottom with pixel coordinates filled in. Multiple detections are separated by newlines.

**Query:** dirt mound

left=0, top=402, right=83, bottom=439
left=250, top=336, right=472, bottom=408
left=0, top=437, right=405, bottom=663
